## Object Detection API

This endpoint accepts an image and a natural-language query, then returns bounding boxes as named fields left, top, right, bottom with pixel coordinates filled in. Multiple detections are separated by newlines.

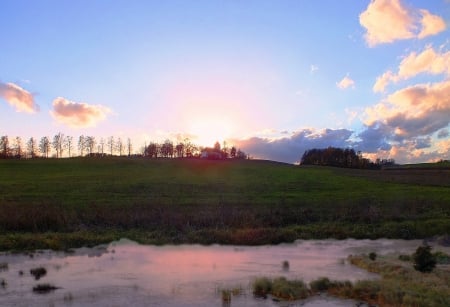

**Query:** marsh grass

left=0, top=158, right=449, bottom=250
left=348, top=253, right=450, bottom=306
left=253, top=250, right=450, bottom=306
left=252, top=277, right=308, bottom=300
left=218, top=285, right=243, bottom=305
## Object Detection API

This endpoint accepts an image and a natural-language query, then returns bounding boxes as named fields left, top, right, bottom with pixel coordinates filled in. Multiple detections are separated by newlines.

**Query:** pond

left=0, top=238, right=444, bottom=306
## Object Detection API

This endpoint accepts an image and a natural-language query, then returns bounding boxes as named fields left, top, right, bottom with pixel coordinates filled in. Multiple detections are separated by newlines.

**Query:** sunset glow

left=188, top=117, right=233, bottom=148
left=1, top=0, right=449, bottom=163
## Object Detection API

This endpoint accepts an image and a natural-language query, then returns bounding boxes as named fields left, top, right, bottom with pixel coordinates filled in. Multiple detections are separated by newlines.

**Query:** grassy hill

left=0, top=158, right=449, bottom=250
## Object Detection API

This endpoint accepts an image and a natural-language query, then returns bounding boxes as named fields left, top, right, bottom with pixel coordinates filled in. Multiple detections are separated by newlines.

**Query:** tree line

left=300, top=147, right=395, bottom=169
left=0, top=134, right=247, bottom=160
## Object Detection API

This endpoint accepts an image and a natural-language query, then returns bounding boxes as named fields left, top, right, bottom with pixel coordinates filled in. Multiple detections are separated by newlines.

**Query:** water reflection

left=0, top=239, right=446, bottom=306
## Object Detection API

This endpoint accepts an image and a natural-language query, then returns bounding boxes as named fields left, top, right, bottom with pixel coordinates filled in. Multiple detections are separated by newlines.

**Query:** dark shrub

left=413, top=245, right=436, bottom=272
left=30, top=267, right=47, bottom=280
left=369, top=252, right=377, bottom=261
left=32, top=283, right=59, bottom=293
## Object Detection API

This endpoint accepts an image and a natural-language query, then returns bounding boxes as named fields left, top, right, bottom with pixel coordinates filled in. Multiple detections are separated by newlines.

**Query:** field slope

left=0, top=158, right=449, bottom=250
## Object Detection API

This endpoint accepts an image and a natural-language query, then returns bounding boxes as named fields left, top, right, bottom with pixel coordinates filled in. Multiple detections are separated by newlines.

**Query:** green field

left=0, top=158, right=449, bottom=250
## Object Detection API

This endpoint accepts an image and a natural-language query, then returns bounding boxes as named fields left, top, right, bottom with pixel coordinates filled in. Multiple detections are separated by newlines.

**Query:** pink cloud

left=418, top=9, right=447, bottom=39
left=365, top=80, right=450, bottom=139
left=51, top=97, right=111, bottom=128
left=0, top=82, right=38, bottom=113
left=360, top=0, right=446, bottom=47
left=373, top=46, right=450, bottom=92
left=336, top=75, right=355, bottom=90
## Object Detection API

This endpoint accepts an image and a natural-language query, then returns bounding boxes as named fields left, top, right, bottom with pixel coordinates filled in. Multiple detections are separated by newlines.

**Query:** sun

left=189, top=118, right=233, bottom=148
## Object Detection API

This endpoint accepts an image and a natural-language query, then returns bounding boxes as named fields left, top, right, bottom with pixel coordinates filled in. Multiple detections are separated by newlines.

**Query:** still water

left=0, top=239, right=440, bottom=306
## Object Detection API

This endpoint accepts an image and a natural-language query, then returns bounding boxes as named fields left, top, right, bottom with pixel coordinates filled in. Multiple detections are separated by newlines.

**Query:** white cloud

left=310, top=65, right=319, bottom=74
left=336, top=75, right=355, bottom=90
left=359, top=0, right=446, bottom=47
left=373, top=46, right=450, bottom=92
left=50, top=97, right=111, bottom=128
left=0, top=82, right=38, bottom=113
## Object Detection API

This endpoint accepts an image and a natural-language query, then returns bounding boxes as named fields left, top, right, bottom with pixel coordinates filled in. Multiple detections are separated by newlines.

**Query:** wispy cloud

left=0, top=82, right=38, bottom=113
left=310, top=65, right=319, bottom=74
left=50, top=97, right=111, bottom=128
left=359, top=0, right=446, bottom=47
left=336, top=75, right=355, bottom=90
left=373, top=46, right=450, bottom=92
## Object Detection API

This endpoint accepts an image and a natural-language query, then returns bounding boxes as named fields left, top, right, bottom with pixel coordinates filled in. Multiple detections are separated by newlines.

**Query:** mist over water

left=0, top=239, right=445, bottom=306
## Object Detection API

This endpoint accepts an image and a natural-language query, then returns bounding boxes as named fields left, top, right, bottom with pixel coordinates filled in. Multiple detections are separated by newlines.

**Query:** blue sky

left=1, top=0, right=449, bottom=163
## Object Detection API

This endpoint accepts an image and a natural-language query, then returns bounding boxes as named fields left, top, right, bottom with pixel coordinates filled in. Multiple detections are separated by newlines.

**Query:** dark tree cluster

left=300, top=147, right=393, bottom=169
left=143, top=139, right=247, bottom=160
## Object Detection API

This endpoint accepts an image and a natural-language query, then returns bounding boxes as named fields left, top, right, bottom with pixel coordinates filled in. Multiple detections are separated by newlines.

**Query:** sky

left=1, top=0, right=449, bottom=163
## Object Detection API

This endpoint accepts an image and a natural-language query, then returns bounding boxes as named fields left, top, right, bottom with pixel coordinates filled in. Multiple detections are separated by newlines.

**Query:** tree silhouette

left=27, top=137, right=37, bottom=158
left=116, top=137, right=123, bottom=156
left=0, top=136, right=10, bottom=158
left=127, top=138, right=132, bottom=156
left=53, top=133, right=64, bottom=158
left=64, top=136, right=73, bottom=158
left=230, top=146, right=237, bottom=158
left=39, top=136, right=50, bottom=158
left=107, top=136, right=114, bottom=156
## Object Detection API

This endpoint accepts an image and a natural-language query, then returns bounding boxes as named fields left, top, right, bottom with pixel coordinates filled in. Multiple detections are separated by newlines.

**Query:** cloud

left=365, top=79, right=450, bottom=141
left=232, top=128, right=353, bottom=163
left=336, top=75, right=355, bottom=90
left=418, top=9, right=447, bottom=39
left=397, top=46, right=450, bottom=79
left=0, top=82, right=38, bottom=113
left=373, top=71, right=398, bottom=93
left=310, top=65, right=319, bottom=74
left=373, top=46, right=450, bottom=92
left=359, top=0, right=446, bottom=47
left=50, top=97, right=111, bottom=128
left=437, top=129, right=449, bottom=139
left=356, top=123, right=392, bottom=152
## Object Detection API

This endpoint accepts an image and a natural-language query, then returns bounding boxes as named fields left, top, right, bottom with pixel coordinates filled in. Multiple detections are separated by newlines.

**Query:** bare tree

left=161, top=139, right=173, bottom=158
left=39, top=136, right=51, bottom=158
left=99, top=137, right=105, bottom=155
left=64, top=135, right=73, bottom=157
left=127, top=138, right=132, bottom=156
left=85, top=136, right=96, bottom=155
left=230, top=146, right=237, bottom=158
left=53, top=132, right=64, bottom=158
left=78, top=135, right=86, bottom=156
left=146, top=142, right=159, bottom=158
left=27, top=137, right=37, bottom=158
left=13, top=136, right=23, bottom=158
left=183, top=138, right=196, bottom=157
left=107, top=136, right=114, bottom=156
left=116, top=137, right=123, bottom=156
left=0, top=136, right=10, bottom=158
left=175, top=142, right=184, bottom=158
